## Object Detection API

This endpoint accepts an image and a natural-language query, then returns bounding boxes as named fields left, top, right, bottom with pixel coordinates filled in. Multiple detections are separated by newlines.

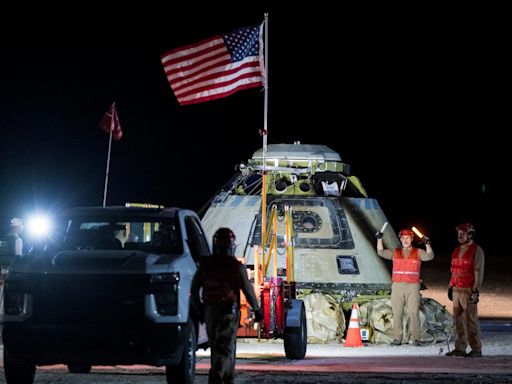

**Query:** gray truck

left=0, top=205, right=210, bottom=384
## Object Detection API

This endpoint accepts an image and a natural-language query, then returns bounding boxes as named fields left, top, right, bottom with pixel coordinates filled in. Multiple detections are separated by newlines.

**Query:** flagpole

left=102, top=103, right=115, bottom=207
left=261, top=13, right=269, bottom=246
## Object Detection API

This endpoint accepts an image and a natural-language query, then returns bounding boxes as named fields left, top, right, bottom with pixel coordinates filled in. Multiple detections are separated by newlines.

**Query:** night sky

left=1, top=8, right=510, bottom=253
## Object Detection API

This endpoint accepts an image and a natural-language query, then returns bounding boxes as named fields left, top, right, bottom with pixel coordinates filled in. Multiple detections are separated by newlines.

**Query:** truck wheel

left=165, top=319, right=196, bottom=384
left=284, top=302, right=307, bottom=359
left=67, top=363, right=92, bottom=373
left=4, top=349, right=36, bottom=384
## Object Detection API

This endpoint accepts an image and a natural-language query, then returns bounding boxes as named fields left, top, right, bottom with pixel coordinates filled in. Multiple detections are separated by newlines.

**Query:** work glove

left=470, top=288, right=479, bottom=304
left=448, top=286, right=453, bottom=301
left=253, top=308, right=263, bottom=323
left=422, top=236, right=431, bottom=245
left=375, top=231, right=383, bottom=239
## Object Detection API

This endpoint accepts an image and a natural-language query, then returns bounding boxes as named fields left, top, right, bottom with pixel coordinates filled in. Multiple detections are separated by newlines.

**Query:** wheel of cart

left=283, top=299, right=307, bottom=359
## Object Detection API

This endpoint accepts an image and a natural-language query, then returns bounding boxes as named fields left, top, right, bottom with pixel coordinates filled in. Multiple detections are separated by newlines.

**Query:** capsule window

left=336, top=255, right=359, bottom=275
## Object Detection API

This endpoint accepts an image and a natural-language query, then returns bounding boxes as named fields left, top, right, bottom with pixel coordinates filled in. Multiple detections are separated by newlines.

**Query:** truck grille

left=31, top=273, right=147, bottom=325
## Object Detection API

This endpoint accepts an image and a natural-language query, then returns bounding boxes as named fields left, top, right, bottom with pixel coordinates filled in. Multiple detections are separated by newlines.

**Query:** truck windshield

left=63, top=218, right=182, bottom=254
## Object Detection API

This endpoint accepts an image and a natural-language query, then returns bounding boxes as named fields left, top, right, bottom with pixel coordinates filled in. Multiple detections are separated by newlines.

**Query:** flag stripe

left=173, top=58, right=261, bottom=95
left=161, top=24, right=264, bottom=106
left=162, top=41, right=226, bottom=74
left=167, top=55, right=232, bottom=86
left=180, top=82, right=262, bottom=106
left=161, top=36, right=222, bottom=65
left=164, top=51, right=230, bottom=81
left=177, top=72, right=263, bottom=103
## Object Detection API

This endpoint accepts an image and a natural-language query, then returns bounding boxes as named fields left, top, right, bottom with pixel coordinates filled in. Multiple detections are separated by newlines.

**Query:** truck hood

left=24, top=250, right=169, bottom=274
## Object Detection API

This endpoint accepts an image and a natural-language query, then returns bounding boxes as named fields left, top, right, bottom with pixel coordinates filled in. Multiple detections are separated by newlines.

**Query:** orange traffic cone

left=344, top=303, right=364, bottom=347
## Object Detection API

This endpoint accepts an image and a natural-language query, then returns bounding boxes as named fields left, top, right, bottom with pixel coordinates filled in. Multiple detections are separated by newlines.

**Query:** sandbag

left=359, top=296, right=455, bottom=344
left=303, top=292, right=345, bottom=343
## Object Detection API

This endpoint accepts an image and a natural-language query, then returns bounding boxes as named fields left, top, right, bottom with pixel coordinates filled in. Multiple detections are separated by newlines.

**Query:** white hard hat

left=10, top=217, right=23, bottom=227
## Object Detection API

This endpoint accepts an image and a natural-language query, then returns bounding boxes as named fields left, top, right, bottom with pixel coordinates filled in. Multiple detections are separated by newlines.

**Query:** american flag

left=161, top=24, right=265, bottom=106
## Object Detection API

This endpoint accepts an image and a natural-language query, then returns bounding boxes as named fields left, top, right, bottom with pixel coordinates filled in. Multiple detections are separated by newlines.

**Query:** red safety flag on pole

left=99, top=102, right=123, bottom=141
left=161, top=24, right=265, bottom=106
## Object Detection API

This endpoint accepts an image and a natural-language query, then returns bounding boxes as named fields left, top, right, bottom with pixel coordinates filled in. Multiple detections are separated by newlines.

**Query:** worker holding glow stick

left=376, top=223, right=434, bottom=346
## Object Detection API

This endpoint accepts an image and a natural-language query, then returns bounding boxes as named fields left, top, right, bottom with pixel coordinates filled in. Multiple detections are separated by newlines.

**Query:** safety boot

left=445, top=350, right=466, bottom=356
left=466, top=350, right=482, bottom=358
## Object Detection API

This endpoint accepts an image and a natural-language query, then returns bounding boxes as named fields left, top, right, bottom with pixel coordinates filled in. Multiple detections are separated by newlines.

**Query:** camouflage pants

left=391, top=282, right=421, bottom=342
left=452, top=287, right=482, bottom=353
left=205, top=304, right=240, bottom=384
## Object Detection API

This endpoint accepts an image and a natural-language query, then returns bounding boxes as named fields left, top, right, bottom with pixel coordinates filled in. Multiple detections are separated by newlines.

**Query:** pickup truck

left=0, top=206, right=210, bottom=384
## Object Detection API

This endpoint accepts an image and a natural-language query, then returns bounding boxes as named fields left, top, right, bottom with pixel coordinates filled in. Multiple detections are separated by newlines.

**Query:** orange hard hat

left=398, top=229, right=414, bottom=238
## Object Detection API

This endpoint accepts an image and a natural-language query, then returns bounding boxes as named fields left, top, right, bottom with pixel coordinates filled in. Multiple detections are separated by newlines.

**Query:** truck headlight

left=4, top=292, right=26, bottom=315
left=3, top=272, right=32, bottom=317
left=149, top=272, right=179, bottom=316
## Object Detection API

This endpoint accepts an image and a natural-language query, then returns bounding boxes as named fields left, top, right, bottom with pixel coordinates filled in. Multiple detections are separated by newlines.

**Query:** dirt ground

left=1, top=253, right=510, bottom=384
left=420, top=253, right=512, bottom=319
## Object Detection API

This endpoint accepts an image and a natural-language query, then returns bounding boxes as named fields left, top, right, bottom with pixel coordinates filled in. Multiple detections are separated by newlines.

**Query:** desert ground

left=420, top=253, right=512, bottom=319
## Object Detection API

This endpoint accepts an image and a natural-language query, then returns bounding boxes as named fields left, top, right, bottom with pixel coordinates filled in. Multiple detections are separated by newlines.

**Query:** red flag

left=161, top=24, right=265, bottom=106
left=99, top=102, right=123, bottom=141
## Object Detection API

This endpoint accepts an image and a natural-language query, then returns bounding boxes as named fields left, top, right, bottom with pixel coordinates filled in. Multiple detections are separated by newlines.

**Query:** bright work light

left=26, top=215, right=52, bottom=238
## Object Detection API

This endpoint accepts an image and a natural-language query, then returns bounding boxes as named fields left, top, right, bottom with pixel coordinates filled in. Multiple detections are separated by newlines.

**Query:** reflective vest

left=392, top=247, right=421, bottom=283
left=450, top=243, right=477, bottom=288
left=199, top=255, right=242, bottom=305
